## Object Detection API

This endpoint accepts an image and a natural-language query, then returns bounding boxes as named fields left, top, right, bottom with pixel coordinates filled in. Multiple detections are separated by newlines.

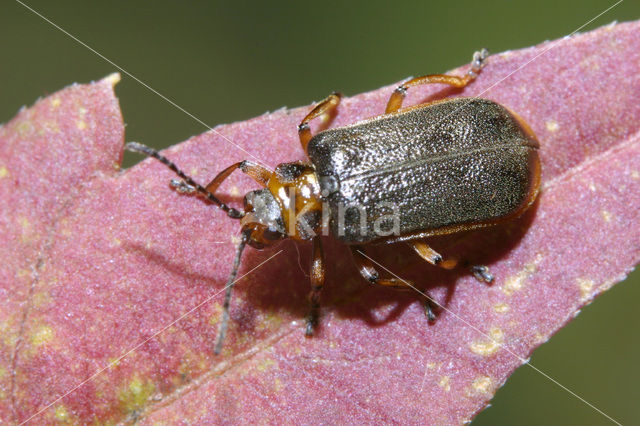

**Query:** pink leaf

left=2, top=21, right=639, bottom=424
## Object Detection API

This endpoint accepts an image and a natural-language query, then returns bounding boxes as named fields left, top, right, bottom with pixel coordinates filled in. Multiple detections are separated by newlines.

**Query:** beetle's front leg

left=305, top=236, right=325, bottom=336
left=298, top=92, right=342, bottom=153
left=350, top=246, right=438, bottom=321
left=171, top=160, right=272, bottom=196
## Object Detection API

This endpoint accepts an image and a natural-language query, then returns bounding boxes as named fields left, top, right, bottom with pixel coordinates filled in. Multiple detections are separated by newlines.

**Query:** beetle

left=126, top=49, right=541, bottom=353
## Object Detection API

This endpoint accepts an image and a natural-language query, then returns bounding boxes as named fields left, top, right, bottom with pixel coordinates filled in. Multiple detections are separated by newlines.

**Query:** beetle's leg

left=170, top=160, right=272, bottom=195
left=386, top=48, right=489, bottom=113
left=126, top=142, right=243, bottom=219
left=409, top=241, right=458, bottom=270
left=350, top=246, right=437, bottom=321
left=410, top=242, right=494, bottom=283
left=470, top=265, right=494, bottom=283
left=206, top=161, right=272, bottom=193
left=298, top=92, right=342, bottom=153
left=305, top=236, right=325, bottom=336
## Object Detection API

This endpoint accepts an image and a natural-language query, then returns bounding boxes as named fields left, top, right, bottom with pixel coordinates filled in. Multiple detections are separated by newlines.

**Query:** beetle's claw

left=468, top=48, right=490, bottom=78
left=424, top=298, right=437, bottom=322
left=170, top=179, right=196, bottom=194
left=305, top=316, right=317, bottom=336
left=471, top=265, right=494, bottom=283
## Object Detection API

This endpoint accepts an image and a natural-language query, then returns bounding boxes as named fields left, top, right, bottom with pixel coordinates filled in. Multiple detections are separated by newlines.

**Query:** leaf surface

left=1, top=21, right=639, bottom=424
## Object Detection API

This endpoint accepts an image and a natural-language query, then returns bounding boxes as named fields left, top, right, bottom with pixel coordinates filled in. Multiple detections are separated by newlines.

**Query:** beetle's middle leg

left=350, top=246, right=437, bottom=321
left=305, top=236, right=325, bottom=336
left=298, top=92, right=342, bottom=153
left=386, top=48, right=489, bottom=113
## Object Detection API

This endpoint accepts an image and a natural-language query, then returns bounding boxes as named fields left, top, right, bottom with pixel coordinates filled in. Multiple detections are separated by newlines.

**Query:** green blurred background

left=1, top=1, right=638, bottom=424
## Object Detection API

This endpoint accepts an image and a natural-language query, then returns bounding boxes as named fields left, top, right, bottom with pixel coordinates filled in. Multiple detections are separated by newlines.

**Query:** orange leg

left=171, top=160, right=272, bottom=195
left=305, top=236, right=325, bottom=335
left=408, top=241, right=458, bottom=270
left=385, top=48, right=489, bottom=114
left=298, top=92, right=342, bottom=153
left=408, top=241, right=493, bottom=283
left=350, top=246, right=437, bottom=321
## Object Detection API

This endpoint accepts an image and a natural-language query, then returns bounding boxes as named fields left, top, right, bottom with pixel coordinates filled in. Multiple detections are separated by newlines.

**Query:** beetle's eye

left=263, top=227, right=282, bottom=241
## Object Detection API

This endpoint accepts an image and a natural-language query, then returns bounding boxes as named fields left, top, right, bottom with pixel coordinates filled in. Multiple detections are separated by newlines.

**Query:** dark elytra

left=307, top=98, right=540, bottom=244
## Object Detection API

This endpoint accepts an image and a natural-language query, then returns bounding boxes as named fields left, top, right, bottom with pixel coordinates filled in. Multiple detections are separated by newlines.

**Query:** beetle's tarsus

left=305, top=317, right=317, bottom=336
left=468, top=48, right=490, bottom=79
left=424, top=298, right=437, bottom=322
left=170, top=179, right=196, bottom=194
left=471, top=265, right=494, bottom=283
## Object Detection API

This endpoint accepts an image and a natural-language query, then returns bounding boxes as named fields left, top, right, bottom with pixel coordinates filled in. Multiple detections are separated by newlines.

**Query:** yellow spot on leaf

left=588, top=182, right=597, bottom=191
left=426, top=362, right=437, bottom=370
left=31, top=325, right=54, bottom=347
left=118, top=376, right=155, bottom=414
left=577, top=278, right=595, bottom=302
left=545, top=120, right=559, bottom=132
left=76, top=120, right=87, bottom=130
left=51, top=98, right=61, bottom=108
left=256, top=358, right=276, bottom=372
left=19, top=216, right=30, bottom=230
left=534, top=332, right=548, bottom=344
left=493, top=302, right=510, bottom=313
left=54, top=405, right=69, bottom=422
left=0, top=166, right=8, bottom=178
left=19, top=216, right=37, bottom=242
left=502, top=255, right=541, bottom=295
left=274, top=378, right=283, bottom=392
left=470, top=327, right=504, bottom=356
left=32, top=291, right=52, bottom=308
left=208, top=309, right=222, bottom=327
left=631, top=170, right=639, bottom=180
left=438, top=376, right=451, bottom=391
left=230, top=186, right=241, bottom=197
left=17, top=120, right=34, bottom=137
left=601, top=210, right=612, bottom=222
left=471, top=376, right=493, bottom=394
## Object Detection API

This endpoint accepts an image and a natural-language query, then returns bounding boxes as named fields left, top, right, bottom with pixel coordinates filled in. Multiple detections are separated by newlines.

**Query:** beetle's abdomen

left=307, top=98, right=540, bottom=244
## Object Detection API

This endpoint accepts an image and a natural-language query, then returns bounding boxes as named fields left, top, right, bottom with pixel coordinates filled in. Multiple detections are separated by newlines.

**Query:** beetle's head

left=240, top=188, right=286, bottom=248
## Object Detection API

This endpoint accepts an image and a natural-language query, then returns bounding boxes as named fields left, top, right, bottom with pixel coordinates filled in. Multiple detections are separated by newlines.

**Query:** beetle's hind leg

left=350, top=246, right=438, bottom=321
left=298, top=92, right=342, bottom=153
left=470, top=265, right=494, bottom=283
left=409, top=241, right=494, bottom=284
left=409, top=241, right=458, bottom=270
left=385, top=48, right=489, bottom=114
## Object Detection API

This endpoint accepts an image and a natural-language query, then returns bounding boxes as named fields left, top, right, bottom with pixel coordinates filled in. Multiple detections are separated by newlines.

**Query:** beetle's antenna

left=214, top=229, right=251, bottom=354
left=125, top=142, right=244, bottom=219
